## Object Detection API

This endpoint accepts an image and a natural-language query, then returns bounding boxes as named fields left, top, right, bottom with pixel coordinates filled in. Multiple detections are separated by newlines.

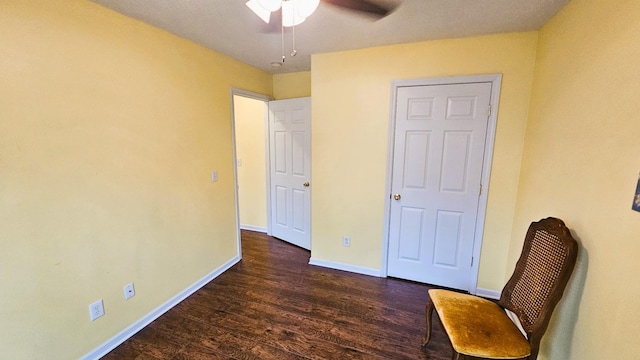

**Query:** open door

left=268, top=97, right=311, bottom=250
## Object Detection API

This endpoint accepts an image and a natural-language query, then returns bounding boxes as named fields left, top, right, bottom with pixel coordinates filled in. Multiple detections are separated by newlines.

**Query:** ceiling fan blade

left=322, top=0, right=396, bottom=18
left=251, top=8, right=282, bottom=33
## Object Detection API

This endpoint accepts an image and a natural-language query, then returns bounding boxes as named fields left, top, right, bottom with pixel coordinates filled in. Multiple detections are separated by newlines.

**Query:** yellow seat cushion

left=429, top=289, right=531, bottom=359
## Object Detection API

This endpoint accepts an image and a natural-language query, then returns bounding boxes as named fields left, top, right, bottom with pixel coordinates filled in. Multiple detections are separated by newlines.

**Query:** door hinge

left=471, top=256, right=474, bottom=267
left=487, top=105, right=492, bottom=116
left=479, top=184, right=482, bottom=196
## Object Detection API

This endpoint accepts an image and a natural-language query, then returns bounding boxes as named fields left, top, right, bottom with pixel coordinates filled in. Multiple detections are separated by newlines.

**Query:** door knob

left=303, top=182, right=310, bottom=187
left=393, top=194, right=401, bottom=200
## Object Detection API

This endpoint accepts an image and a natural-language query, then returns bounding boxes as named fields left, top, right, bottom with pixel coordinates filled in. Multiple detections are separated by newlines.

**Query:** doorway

left=232, top=91, right=312, bottom=251
left=233, top=92, right=270, bottom=233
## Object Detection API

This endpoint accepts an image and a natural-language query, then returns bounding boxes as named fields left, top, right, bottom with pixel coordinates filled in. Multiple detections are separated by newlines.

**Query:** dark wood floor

left=102, top=230, right=453, bottom=359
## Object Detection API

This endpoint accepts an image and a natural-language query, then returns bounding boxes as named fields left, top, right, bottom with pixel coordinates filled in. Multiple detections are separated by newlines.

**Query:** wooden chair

left=422, top=217, right=578, bottom=360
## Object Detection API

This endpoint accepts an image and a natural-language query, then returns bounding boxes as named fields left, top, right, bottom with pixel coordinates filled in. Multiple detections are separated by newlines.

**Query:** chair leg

left=422, top=300, right=435, bottom=347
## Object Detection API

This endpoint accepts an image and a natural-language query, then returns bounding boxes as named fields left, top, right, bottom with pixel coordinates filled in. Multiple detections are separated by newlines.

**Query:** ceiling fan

left=246, top=0, right=397, bottom=67
left=246, top=0, right=396, bottom=27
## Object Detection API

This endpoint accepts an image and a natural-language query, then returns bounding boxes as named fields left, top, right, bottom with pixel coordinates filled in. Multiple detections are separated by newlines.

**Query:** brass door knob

left=303, top=182, right=310, bottom=187
left=393, top=194, right=401, bottom=200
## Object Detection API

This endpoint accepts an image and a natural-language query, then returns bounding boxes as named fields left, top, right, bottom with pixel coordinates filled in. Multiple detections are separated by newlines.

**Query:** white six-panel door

left=269, top=97, right=311, bottom=250
left=387, top=82, right=492, bottom=290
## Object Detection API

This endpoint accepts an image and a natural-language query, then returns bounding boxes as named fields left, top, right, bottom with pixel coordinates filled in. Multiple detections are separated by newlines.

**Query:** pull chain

left=291, top=21, right=297, bottom=57
left=280, top=1, right=299, bottom=64
left=281, top=16, right=285, bottom=63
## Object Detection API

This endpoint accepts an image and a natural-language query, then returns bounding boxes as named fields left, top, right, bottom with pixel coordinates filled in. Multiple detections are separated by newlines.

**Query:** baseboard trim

left=239, top=224, right=268, bottom=233
left=80, top=255, right=241, bottom=360
left=475, top=287, right=501, bottom=300
left=309, top=257, right=383, bottom=277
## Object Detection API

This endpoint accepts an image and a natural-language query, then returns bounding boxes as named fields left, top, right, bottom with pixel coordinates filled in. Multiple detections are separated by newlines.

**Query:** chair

left=422, top=217, right=578, bottom=360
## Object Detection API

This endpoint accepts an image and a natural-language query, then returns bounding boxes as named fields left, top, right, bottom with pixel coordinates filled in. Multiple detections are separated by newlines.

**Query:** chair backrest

left=498, top=217, right=578, bottom=359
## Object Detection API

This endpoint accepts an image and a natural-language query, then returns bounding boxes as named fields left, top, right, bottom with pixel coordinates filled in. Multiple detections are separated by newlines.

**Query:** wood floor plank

left=102, top=230, right=453, bottom=359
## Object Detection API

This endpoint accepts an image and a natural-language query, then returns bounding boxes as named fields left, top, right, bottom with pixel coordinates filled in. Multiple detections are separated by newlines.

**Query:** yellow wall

left=273, top=71, right=312, bottom=99
left=5, top=0, right=637, bottom=358
left=0, top=1, right=271, bottom=359
left=311, top=33, right=538, bottom=289
left=234, top=95, right=268, bottom=229
left=511, top=0, right=640, bottom=358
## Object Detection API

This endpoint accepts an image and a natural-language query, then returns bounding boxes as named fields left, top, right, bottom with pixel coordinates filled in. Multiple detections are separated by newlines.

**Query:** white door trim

left=230, top=88, right=273, bottom=258
left=380, top=74, right=502, bottom=294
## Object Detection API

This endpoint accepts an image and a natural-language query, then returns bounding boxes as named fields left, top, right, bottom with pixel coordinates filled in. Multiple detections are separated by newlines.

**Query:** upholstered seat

left=429, top=289, right=530, bottom=359
left=422, top=217, right=578, bottom=360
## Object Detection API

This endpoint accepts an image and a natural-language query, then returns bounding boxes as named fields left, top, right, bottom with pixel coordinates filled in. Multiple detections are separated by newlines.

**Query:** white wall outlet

left=89, top=299, right=105, bottom=321
left=123, top=282, right=135, bottom=300
left=211, top=170, right=218, bottom=182
left=343, top=235, right=351, bottom=247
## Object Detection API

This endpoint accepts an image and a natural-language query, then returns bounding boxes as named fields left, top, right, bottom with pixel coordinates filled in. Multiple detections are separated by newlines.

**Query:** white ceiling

left=88, top=0, right=569, bottom=74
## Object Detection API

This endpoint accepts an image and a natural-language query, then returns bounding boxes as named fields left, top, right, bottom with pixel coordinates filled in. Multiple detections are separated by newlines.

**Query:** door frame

left=230, top=88, right=273, bottom=257
left=380, top=74, right=502, bottom=294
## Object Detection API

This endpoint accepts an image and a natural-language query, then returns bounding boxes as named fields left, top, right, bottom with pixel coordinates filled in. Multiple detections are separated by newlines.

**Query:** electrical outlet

left=89, top=299, right=104, bottom=321
left=123, top=282, right=135, bottom=300
left=211, top=170, right=218, bottom=182
left=343, top=235, right=351, bottom=247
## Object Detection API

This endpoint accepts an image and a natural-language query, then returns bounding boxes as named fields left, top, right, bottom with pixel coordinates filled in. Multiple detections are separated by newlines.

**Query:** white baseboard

left=309, top=257, right=383, bottom=277
left=475, top=287, right=501, bottom=300
left=80, top=255, right=241, bottom=360
left=239, top=224, right=268, bottom=233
